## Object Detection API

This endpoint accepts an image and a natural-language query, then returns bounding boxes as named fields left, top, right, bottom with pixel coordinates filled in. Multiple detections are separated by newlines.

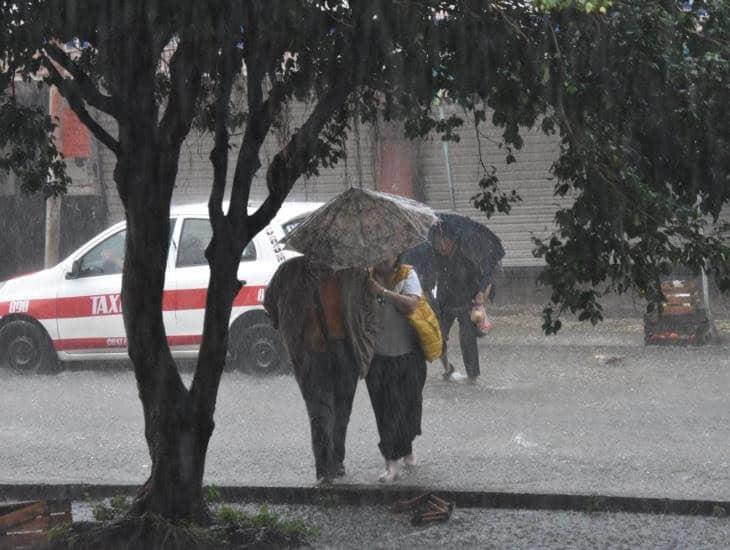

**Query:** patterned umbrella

left=280, top=188, right=438, bottom=268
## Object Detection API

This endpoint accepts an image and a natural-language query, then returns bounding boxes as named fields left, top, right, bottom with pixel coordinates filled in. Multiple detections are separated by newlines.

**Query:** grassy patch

left=216, top=504, right=247, bottom=525
left=47, top=524, right=79, bottom=546
left=141, top=513, right=221, bottom=549
left=205, top=485, right=222, bottom=504
left=214, top=504, right=320, bottom=544
left=51, top=499, right=318, bottom=549
left=91, top=494, right=131, bottom=522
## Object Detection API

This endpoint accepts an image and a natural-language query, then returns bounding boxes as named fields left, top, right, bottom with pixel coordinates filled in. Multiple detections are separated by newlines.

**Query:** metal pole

left=438, top=104, right=457, bottom=210
left=45, top=84, right=62, bottom=268
left=700, top=262, right=718, bottom=340
left=695, top=194, right=718, bottom=341
left=44, top=194, right=62, bottom=267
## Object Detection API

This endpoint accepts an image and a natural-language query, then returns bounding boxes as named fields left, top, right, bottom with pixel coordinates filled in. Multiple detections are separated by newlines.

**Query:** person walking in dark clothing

left=404, top=212, right=504, bottom=383
left=264, top=256, right=377, bottom=483
left=366, top=253, right=428, bottom=483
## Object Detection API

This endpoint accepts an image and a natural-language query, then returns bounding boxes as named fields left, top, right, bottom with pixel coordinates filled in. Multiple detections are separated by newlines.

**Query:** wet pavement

left=68, top=501, right=730, bottom=549
left=1, top=312, right=729, bottom=502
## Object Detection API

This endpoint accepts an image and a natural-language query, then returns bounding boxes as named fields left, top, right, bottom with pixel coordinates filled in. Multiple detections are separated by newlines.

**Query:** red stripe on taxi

left=0, top=286, right=265, bottom=320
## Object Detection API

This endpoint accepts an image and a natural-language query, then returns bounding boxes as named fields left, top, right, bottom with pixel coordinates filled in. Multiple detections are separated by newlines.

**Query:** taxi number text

left=9, top=300, right=30, bottom=313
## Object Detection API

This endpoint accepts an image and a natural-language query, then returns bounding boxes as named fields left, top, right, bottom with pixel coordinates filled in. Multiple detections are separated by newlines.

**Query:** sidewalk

left=1, top=486, right=727, bottom=549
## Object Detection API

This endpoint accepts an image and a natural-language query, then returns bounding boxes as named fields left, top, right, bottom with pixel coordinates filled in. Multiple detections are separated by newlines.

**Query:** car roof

left=170, top=201, right=323, bottom=223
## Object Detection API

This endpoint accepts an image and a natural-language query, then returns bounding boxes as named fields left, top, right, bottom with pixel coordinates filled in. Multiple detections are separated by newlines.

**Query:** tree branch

left=489, top=3, right=531, bottom=43
left=547, top=17, right=575, bottom=137
left=43, top=43, right=118, bottom=116
left=43, top=59, right=121, bottom=156
left=227, top=77, right=289, bottom=226
left=249, top=78, right=352, bottom=234
left=158, top=35, right=205, bottom=149
left=208, top=25, right=242, bottom=223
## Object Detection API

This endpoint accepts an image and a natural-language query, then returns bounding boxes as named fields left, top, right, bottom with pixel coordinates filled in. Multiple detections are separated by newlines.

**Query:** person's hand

left=473, top=291, right=486, bottom=305
left=367, top=270, right=385, bottom=297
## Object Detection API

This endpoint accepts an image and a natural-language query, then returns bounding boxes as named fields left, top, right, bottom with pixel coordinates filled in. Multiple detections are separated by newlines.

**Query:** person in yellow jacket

left=366, top=253, right=430, bottom=483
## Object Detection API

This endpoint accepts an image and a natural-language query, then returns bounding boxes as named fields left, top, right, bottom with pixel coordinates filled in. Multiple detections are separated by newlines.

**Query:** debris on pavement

left=391, top=492, right=455, bottom=526
left=594, top=353, right=625, bottom=366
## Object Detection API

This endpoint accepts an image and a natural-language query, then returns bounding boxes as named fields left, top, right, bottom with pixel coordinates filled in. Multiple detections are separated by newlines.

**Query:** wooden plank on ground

left=7, top=513, right=71, bottom=534
left=46, top=500, right=71, bottom=515
left=0, top=499, right=72, bottom=549
left=0, top=503, right=38, bottom=517
left=0, top=502, right=46, bottom=530
left=6, top=514, right=51, bottom=533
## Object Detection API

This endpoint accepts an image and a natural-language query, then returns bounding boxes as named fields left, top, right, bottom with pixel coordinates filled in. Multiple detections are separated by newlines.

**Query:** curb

left=0, top=484, right=727, bottom=518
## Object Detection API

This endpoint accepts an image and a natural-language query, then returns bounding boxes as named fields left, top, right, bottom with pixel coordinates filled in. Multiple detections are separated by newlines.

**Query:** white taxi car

left=0, top=201, right=321, bottom=375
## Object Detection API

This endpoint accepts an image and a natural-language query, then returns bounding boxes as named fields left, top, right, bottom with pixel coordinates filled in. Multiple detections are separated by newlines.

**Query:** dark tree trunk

left=117, top=141, right=215, bottom=522
left=41, top=5, right=235, bottom=525
left=129, top=224, right=246, bottom=523
left=130, top=382, right=212, bottom=523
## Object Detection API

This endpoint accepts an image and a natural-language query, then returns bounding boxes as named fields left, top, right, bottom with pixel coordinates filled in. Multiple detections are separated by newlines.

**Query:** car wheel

left=0, top=320, right=58, bottom=374
left=230, top=322, right=286, bottom=375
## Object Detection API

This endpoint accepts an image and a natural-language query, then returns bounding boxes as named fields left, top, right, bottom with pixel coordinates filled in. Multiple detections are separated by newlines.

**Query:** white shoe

left=378, top=460, right=400, bottom=483
left=403, top=453, right=416, bottom=467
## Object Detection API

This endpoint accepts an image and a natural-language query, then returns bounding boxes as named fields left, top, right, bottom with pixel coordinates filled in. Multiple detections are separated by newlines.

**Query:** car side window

left=177, top=219, right=256, bottom=268
left=242, top=240, right=256, bottom=261
left=78, top=230, right=126, bottom=277
left=281, top=213, right=308, bottom=235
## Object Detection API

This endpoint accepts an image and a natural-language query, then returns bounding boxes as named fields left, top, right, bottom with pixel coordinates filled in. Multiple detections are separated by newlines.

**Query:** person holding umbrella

left=404, top=212, right=505, bottom=383
left=271, top=188, right=439, bottom=484
left=264, top=257, right=376, bottom=484
left=366, top=253, right=428, bottom=483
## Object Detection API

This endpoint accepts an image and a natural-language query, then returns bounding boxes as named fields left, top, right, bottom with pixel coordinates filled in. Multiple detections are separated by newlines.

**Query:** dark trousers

left=297, top=341, right=359, bottom=480
left=366, top=350, right=427, bottom=461
left=440, top=305, right=480, bottom=379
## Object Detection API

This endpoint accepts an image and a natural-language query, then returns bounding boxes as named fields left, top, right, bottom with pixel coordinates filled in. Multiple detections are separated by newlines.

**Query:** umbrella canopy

left=401, top=211, right=505, bottom=293
left=280, top=188, right=438, bottom=269
left=435, top=211, right=505, bottom=276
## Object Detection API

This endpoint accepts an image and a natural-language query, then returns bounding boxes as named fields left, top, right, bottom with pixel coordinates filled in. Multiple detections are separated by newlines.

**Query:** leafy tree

left=534, top=0, right=730, bottom=331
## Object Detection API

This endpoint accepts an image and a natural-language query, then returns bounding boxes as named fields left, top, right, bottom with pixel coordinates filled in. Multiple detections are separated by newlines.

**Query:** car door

left=169, top=217, right=269, bottom=355
left=54, top=228, right=129, bottom=355
left=55, top=221, right=178, bottom=357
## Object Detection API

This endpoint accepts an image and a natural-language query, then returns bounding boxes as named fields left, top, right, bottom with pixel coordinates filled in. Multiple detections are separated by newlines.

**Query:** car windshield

left=281, top=213, right=310, bottom=236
